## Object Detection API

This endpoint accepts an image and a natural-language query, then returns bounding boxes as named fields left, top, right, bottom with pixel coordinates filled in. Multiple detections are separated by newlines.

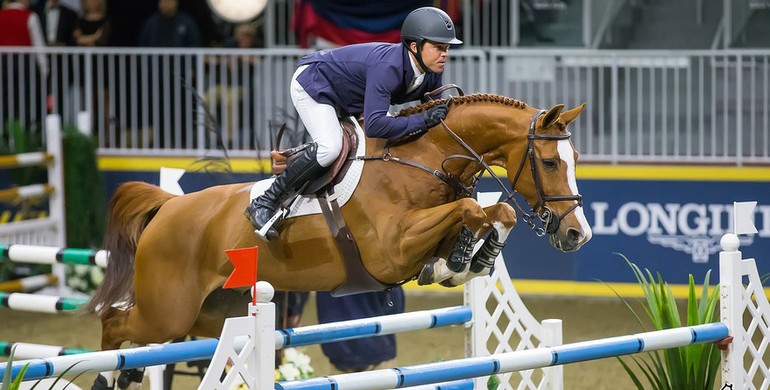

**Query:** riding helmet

left=401, top=7, right=463, bottom=46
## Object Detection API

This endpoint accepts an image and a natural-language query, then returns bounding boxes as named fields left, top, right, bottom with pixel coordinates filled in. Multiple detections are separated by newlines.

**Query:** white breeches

left=290, top=65, right=343, bottom=168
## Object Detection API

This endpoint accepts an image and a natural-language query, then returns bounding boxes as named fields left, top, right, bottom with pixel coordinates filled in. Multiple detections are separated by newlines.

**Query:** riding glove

left=423, top=104, right=449, bottom=129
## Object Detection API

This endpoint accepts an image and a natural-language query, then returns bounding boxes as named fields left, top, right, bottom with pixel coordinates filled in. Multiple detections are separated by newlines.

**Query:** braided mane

left=397, top=93, right=528, bottom=117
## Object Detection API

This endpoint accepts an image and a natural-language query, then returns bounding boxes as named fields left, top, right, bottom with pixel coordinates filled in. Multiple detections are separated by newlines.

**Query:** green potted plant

left=612, top=254, right=721, bottom=390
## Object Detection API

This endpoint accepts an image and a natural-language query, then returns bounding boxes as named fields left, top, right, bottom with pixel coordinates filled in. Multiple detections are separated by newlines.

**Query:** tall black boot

left=245, top=143, right=325, bottom=240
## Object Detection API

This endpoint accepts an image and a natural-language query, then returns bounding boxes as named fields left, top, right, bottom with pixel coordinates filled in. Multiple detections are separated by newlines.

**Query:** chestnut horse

left=87, top=94, right=591, bottom=354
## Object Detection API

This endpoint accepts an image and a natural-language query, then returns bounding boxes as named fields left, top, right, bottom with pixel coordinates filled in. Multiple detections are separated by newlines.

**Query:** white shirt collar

left=407, top=52, right=425, bottom=93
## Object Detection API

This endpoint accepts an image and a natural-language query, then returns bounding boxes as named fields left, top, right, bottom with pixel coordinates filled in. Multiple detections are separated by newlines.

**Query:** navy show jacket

left=296, top=43, right=442, bottom=140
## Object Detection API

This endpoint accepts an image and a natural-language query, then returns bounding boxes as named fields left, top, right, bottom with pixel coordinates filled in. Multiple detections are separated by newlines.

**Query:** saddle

left=270, top=118, right=390, bottom=296
left=270, top=119, right=358, bottom=195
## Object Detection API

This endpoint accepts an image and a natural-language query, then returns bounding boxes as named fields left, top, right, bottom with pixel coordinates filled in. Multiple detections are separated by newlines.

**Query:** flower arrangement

left=66, top=264, right=104, bottom=294
left=231, top=347, right=314, bottom=389
left=276, top=347, right=314, bottom=381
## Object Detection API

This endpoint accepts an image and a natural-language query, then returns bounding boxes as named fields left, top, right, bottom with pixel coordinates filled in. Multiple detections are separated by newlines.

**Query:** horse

left=86, top=93, right=591, bottom=370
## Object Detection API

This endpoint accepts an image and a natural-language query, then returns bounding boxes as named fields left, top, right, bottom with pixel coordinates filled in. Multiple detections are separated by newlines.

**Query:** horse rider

left=245, top=6, right=462, bottom=240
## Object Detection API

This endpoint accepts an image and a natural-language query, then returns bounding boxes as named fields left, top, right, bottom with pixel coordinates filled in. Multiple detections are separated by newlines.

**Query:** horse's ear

left=560, top=102, right=586, bottom=126
left=542, top=104, right=565, bottom=128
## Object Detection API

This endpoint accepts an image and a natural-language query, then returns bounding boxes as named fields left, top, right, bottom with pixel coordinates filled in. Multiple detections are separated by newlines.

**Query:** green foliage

left=62, top=124, right=106, bottom=293
left=62, top=124, right=105, bottom=248
left=1, top=345, right=86, bottom=389
left=487, top=374, right=500, bottom=389
left=2, top=346, right=29, bottom=390
left=613, top=254, right=721, bottom=390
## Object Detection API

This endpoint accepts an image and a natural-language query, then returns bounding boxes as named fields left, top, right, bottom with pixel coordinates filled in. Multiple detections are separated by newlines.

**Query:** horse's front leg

left=440, top=202, right=517, bottom=287
left=396, top=198, right=488, bottom=285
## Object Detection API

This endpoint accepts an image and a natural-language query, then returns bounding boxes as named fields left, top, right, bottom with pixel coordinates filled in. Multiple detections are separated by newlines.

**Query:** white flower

left=293, top=354, right=312, bottom=372
left=90, top=267, right=104, bottom=285
left=283, top=347, right=299, bottom=361
left=278, top=364, right=301, bottom=380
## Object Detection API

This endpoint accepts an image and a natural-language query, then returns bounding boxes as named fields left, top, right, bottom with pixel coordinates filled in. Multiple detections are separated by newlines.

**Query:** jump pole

left=275, top=323, right=729, bottom=390
left=0, top=306, right=472, bottom=382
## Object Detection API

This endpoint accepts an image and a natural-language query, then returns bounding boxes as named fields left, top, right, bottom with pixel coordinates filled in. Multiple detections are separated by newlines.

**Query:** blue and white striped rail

left=0, top=244, right=108, bottom=268
left=275, top=323, right=729, bottom=390
left=275, top=305, right=471, bottom=348
left=0, top=306, right=471, bottom=381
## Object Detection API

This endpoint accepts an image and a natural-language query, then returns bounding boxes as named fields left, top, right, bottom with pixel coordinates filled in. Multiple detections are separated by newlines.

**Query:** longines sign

left=591, top=202, right=769, bottom=263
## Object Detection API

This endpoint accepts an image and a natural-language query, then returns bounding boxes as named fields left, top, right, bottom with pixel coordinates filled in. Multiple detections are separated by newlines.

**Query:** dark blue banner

left=485, top=178, right=770, bottom=286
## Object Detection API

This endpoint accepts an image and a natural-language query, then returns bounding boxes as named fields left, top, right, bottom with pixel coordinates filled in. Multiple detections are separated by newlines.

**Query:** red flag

left=223, top=247, right=258, bottom=289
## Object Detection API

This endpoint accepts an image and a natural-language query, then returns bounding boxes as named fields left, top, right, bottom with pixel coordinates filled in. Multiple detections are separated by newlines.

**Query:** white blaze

left=557, top=139, right=592, bottom=241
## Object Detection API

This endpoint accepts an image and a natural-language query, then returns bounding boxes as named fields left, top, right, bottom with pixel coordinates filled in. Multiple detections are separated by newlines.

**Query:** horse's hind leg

left=93, top=307, right=131, bottom=390
left=94, top=301, right=201, bottom=389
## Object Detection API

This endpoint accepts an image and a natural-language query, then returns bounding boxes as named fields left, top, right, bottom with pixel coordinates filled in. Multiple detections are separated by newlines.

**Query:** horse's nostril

left=567, top=228, right=582, bottom=245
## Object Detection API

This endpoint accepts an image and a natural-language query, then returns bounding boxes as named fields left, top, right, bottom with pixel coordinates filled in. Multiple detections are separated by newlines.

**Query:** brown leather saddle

left=270, top=118, right=390, bottom=296
left=271, top=119, right=357, bottom=194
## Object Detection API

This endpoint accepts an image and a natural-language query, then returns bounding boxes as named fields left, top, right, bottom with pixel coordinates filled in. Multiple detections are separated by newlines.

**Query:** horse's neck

left=440, top=106, right=528, bottom=153
left=435, top=105, right=532, bottom=179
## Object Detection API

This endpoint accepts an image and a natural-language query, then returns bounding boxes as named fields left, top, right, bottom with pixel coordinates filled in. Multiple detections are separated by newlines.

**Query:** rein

left=356, top=150, right=475, bottom=198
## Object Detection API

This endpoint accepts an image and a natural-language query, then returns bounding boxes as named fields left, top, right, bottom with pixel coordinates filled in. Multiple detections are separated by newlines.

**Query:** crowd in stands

left=1, top=0, right=558, bottom=51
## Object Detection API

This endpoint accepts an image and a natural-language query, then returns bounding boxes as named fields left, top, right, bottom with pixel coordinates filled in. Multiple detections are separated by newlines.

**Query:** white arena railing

left=0, top=47, right=768, bottom=165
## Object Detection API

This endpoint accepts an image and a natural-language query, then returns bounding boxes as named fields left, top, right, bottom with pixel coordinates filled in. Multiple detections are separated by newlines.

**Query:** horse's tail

left=85, top=181, right=176, bottom=319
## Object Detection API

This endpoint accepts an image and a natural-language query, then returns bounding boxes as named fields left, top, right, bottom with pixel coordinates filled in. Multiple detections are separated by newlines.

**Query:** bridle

left=506, top=110, right=583, bottom=236
left=358, top=96, right=583, bottom=237
left=431, top=109, right=582, bottom=237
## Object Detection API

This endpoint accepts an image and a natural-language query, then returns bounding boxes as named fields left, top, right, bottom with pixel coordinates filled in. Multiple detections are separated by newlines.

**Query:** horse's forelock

left=396, top=93, right=528, bottom=117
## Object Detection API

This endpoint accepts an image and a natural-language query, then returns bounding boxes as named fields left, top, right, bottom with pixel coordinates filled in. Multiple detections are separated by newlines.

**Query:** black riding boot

left=245, top=143, right=325, bottom=240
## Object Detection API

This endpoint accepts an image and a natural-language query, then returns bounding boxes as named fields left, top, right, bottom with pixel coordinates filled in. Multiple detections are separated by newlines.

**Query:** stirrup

left=255, top=208, right=287, bottom=239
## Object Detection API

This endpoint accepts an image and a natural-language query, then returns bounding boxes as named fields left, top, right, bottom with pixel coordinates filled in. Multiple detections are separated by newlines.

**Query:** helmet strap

left=407, top=41, right=434, bottom=75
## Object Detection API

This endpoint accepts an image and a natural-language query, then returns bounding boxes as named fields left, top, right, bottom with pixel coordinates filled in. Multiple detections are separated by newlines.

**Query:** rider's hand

left=423, top=104, right=448, bottom=129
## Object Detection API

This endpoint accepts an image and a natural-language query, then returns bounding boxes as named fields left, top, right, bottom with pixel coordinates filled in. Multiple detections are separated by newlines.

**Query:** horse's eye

left=542, top=159, right=558, bottom=170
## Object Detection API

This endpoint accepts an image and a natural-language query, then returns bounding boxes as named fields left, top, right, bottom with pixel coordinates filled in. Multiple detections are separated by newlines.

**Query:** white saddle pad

left=249, top=117, right=366, bottom=220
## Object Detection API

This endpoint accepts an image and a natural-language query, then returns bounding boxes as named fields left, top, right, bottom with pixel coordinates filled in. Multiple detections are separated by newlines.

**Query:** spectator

left=36, top=0, right=77, bottom=46
left=73, top=0, right=109, bottom=47
left=315, top=289, right=405, bottom=372
left=206, top=21, right=263, bottom=147
left=139, top=0, right=201, bottom=47
left=137, top=0, right=201, bottom=148
left=105, top=0, right=155, bottom=46
left=73, top=0, right=110, bottom=136
left=0, top=0, right=47, bottom=127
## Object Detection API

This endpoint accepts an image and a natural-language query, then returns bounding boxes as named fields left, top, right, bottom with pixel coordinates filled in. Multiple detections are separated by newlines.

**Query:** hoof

left=418, top=257, right=454, bottom=285
left=439, top=278, right=459, bottom=288
left=417, top=262, right=435, bottom=285
left=91, top=374, right=115, bottom=390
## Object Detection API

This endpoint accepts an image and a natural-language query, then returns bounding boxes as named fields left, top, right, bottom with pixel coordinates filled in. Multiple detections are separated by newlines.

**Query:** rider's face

left=410, top=41, right=450, bottom=73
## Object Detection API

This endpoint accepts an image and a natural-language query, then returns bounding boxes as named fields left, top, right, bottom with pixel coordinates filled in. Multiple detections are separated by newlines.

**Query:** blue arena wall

left=93, top=158, right=770, bottom=296
left=6, top=156, right=768, bottom=296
